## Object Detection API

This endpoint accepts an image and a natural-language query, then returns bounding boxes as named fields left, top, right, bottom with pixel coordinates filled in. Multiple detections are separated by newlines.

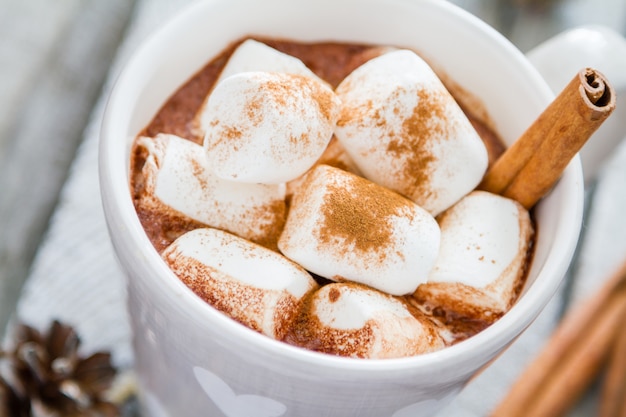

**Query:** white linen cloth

left=8, top=0, right=626, bottom=415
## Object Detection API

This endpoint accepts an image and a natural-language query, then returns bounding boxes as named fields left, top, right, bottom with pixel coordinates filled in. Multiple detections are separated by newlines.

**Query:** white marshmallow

left=137, top=133, right=286, bottom=248
left=416, top=191, right=533, bottom=316
left=162, top=228, right=318, bottom=340
left=216, top=39, right=321, bottom=84
left=195, top=39, right=327, bottom=139
left=334, top=49, right=489, bottom=216
left=286, top=137, right=362, bottom=200
left=278, top=165, right=441, bottom=296
left=203, top=72, right=341, bottom=184
left=286, top=283, right=445, bottom=358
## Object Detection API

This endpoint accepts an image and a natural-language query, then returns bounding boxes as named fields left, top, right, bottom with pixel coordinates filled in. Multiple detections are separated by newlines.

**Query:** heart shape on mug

left=194, top=367, right=287, bottom=417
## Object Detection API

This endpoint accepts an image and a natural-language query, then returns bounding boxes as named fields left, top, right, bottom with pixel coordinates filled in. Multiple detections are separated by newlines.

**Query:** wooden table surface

left=0, top=0, right=136, bottom=332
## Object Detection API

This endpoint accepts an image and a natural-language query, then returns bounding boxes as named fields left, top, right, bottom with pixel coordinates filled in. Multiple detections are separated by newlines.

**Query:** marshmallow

left=286, top=137, right=362, bottom=200
left=413, top=191, right=533, bottom=327
left=162, top=228, right=318, bottom=340
left=334, top=49, right=489, bottom=216
left=137, top=133, right=286, bottom=248
left=286, top=283, right=445, bottom=358
left=203, top=72, right=341, bottom=184
left=278, top=165, right=441, bottom=296
left=195, top=39, right=327, bottom=139
left=216, top=39, right=321, bottom=84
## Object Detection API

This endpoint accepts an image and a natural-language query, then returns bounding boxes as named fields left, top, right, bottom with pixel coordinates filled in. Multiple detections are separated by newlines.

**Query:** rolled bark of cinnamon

left=525, top=290, right=626, bottom=417
left=490, top=259, right=626, bottom=417
left=479, top=68, right=616, bottom=209
left=599, top=306, right=626, bottom=417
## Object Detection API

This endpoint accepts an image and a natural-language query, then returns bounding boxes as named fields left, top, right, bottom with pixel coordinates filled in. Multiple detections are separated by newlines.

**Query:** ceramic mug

left=99, top=0, right=584, bottom=416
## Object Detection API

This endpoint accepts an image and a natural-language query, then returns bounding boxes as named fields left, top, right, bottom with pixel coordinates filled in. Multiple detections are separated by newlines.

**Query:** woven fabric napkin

left=9, top=0, right=626, bottom=415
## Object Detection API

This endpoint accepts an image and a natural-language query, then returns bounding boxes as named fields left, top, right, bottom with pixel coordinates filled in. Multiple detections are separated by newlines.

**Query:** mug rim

left=99, top=0, right=584, bottom=375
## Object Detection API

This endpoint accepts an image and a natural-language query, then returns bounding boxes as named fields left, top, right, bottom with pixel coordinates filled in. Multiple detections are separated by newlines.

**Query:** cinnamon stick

left=479, top=68, right=616, bottom=209
left=527, top=290, right=626, bottom=417
left=490, top=258, right=626, bottom=417
left=599, top=306, right=626, bottom=417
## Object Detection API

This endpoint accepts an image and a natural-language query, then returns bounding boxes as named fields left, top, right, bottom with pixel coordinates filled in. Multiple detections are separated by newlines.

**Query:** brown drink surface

left=130, top=37, right=525, bottom=351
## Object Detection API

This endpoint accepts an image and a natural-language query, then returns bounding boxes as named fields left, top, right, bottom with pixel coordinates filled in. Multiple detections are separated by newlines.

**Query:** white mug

left=99, top=0, right=584, bottom=416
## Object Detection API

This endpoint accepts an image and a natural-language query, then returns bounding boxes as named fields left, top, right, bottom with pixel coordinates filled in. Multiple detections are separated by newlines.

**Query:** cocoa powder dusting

left=304, top=76, right=336, bottom=122
left=245, top=95, right=264, bottom=127
left=272, top=295, right=303, bottom=341
left=166, top=254, right=270, bottom=337
left=136, top=204, right=206, bottom=253
left=247, top=199, right=287, bottom=251
left=335, top=89, right=376, bottom=130
left=129, top=141, right=149, bottom=200
left=387, top=88, right=448, bottom=200
left=284, top=288, right=375, bottom=358
left=328, top=286, right=341, bottom=303
left=189, top=158, right=208, bottom=192
left=317, top=169, right=411, bottom=261
left=264, top=77, right=292, bottom=109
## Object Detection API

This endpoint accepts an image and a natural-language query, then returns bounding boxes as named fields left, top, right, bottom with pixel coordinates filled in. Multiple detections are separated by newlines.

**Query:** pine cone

left=0, top=320, right=120, bottom=417
left=0, top=375, right=30, bottom=417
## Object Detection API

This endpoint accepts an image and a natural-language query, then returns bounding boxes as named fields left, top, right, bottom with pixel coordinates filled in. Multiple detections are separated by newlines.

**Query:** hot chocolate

left=129, top=37, right=534, bottom=358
